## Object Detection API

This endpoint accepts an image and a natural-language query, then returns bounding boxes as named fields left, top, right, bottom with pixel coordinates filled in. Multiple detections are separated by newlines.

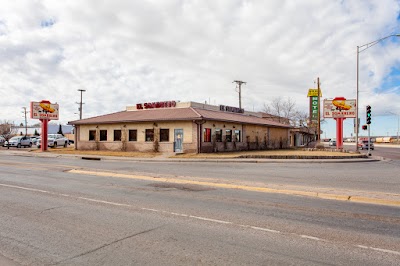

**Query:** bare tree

left=263, top=97, right=298, bottom=125
left=295, top=110, right=309, bottom=127
left=0, top=120, right=17, bottom=149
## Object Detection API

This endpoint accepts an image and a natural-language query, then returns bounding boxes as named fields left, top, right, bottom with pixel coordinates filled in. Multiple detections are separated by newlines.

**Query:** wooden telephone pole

left=233, top=80, right=246, bottom=109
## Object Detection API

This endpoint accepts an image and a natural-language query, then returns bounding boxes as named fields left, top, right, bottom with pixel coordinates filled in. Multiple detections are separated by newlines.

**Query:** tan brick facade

left=70, top=102, right=291, bottom=153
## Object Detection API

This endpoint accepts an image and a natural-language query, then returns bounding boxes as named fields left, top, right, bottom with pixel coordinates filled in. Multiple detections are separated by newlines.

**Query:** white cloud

left=0, top=0, right=399, bottom=137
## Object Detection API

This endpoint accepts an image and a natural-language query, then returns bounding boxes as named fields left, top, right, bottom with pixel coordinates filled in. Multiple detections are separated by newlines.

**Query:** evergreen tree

left=57, top=124, right=64, bottom=136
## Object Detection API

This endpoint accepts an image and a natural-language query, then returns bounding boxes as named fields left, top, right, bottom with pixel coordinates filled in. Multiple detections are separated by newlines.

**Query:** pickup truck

left=37, top=134, right=69, bottom=148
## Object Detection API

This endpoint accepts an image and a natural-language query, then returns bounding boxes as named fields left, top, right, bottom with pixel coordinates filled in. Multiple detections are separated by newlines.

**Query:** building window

left=160, top=129, right=169, bottom=142
left=215, top=129, right=222, bottom=142
left=225, top=130, right=232, bottom=142
left=114, top=130, right=121, bottom=141
left=100, top=130, right=107, bottom=141
left=145, top=129, right=154, bottom=142
left=203, top=128, right=211, bottom=142
left=129, top=129, right=137, bottom=141
left=89, top=130, right=96, bottom=141
left=234, top=130, right=241, bottom=142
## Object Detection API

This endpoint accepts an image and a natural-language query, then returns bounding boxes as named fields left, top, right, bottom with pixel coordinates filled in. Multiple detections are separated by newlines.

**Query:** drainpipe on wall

left=74, top=125, right=78, bottom=150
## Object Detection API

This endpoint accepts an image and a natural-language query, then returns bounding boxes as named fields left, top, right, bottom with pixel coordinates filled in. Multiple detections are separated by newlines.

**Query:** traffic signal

left=366, top=105, right=372, bottom=124
left=362, top=125, right=368, bottom=130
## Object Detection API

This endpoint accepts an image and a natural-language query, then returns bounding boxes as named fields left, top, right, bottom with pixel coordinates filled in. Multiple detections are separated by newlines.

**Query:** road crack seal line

left=67, top=169, right=400, bottom=207
left=40, top=206, right=69, bottom=214
left=1, top=182, right=399, bottom=257
left=53, top=226, right=164, bottom=265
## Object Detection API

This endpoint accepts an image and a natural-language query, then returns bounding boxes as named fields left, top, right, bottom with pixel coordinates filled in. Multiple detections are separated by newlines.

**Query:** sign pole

left=40, top=119, right=48, bottom=152
left=31, top=100, right=58, bottom=152
left=335, top=117, right=344, bottom=149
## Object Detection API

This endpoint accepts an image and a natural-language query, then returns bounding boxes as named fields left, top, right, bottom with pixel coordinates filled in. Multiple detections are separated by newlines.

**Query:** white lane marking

left=250, top=226, right=280, bottom=234
left=300, top=235, right=321, bottom=241
left=188, top=215, right=232, bottom=224
left=1, top=182, right=400, bottom=256
left=169, top=212, right=189, bottom=217
left=369, top=247, right=400, bottom=256
left=356, top=245, right=400, bottom=256
left=142, top=208, right=160, bottom=212
left=77, top=196, right=132, bottom=207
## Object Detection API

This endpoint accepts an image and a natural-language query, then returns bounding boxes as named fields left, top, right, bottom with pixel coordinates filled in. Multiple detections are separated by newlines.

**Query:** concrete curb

left=1, top=150, right=382, bottom=163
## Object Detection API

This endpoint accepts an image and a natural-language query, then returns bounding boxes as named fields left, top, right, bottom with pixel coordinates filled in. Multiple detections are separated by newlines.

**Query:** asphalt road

left=0, top=154, right=399, bottom=265
left=333, top=142, right=400, bottom=160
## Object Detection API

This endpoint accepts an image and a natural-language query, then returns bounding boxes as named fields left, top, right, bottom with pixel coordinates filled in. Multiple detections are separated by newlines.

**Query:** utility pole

left=22, top=107, right=28, bottom=136
left=233, top=80, right=246, bottom=109
left=77, top=89, right=86, bottom=120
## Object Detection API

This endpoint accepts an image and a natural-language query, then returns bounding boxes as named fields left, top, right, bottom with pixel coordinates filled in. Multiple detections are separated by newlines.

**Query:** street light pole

left=356, top=46, right=359, bottom=150
left=397, top=115, right=399, bottom=144
left=22, top=107, right=28, bottom=136
left=356, top=34, right=400, bottom=151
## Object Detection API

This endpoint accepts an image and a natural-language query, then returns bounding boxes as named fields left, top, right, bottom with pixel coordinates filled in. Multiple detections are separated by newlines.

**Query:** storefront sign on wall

left=136, top=101, right=176, bottom=109
left=219, top=105, right=244, bottom=113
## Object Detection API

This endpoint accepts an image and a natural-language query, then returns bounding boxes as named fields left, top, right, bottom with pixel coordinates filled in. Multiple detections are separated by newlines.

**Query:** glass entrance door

left=174, top=129, right=183, bottom=153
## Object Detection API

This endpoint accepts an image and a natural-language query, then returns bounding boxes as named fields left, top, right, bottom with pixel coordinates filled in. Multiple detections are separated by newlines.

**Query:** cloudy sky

left=1, top=0, right=400, bottom=138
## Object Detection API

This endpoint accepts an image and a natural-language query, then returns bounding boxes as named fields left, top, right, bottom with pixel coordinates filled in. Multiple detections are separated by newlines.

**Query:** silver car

left=4, top=136, right=32, bottom=148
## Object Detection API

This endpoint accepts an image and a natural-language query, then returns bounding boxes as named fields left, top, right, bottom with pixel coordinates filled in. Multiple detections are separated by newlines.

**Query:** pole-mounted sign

left=323, top=97, right=356, bottom=149
left=30, top=100, right=59, bottom=151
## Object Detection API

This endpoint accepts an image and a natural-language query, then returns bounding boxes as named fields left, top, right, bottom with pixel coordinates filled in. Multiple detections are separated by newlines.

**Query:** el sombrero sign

left=30, top=101, right=59, bottom=120
left=323, top=98, right=356, bottom=118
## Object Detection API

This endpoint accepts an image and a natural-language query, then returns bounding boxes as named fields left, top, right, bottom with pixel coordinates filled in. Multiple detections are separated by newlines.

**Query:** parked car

left=358, top=140, right=374, bottom=150
left=30, top=136, right=39, bottom=145
left=3, top=136, right=32, bottom=148
left=37, top=134, right=68, bottom=148
left=329, top=139, right=337, bottom=146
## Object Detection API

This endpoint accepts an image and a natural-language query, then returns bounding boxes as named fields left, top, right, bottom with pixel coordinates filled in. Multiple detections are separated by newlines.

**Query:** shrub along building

left=68, top=101, right=292, bottom=153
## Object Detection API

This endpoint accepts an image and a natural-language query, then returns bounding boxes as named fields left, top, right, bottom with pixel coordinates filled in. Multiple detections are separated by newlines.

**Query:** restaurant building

left=68, top=101, right=292, bottom=153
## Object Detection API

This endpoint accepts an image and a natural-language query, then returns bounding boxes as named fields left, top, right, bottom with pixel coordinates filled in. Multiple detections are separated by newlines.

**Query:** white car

left=37, top=134, right=68, bottom=148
